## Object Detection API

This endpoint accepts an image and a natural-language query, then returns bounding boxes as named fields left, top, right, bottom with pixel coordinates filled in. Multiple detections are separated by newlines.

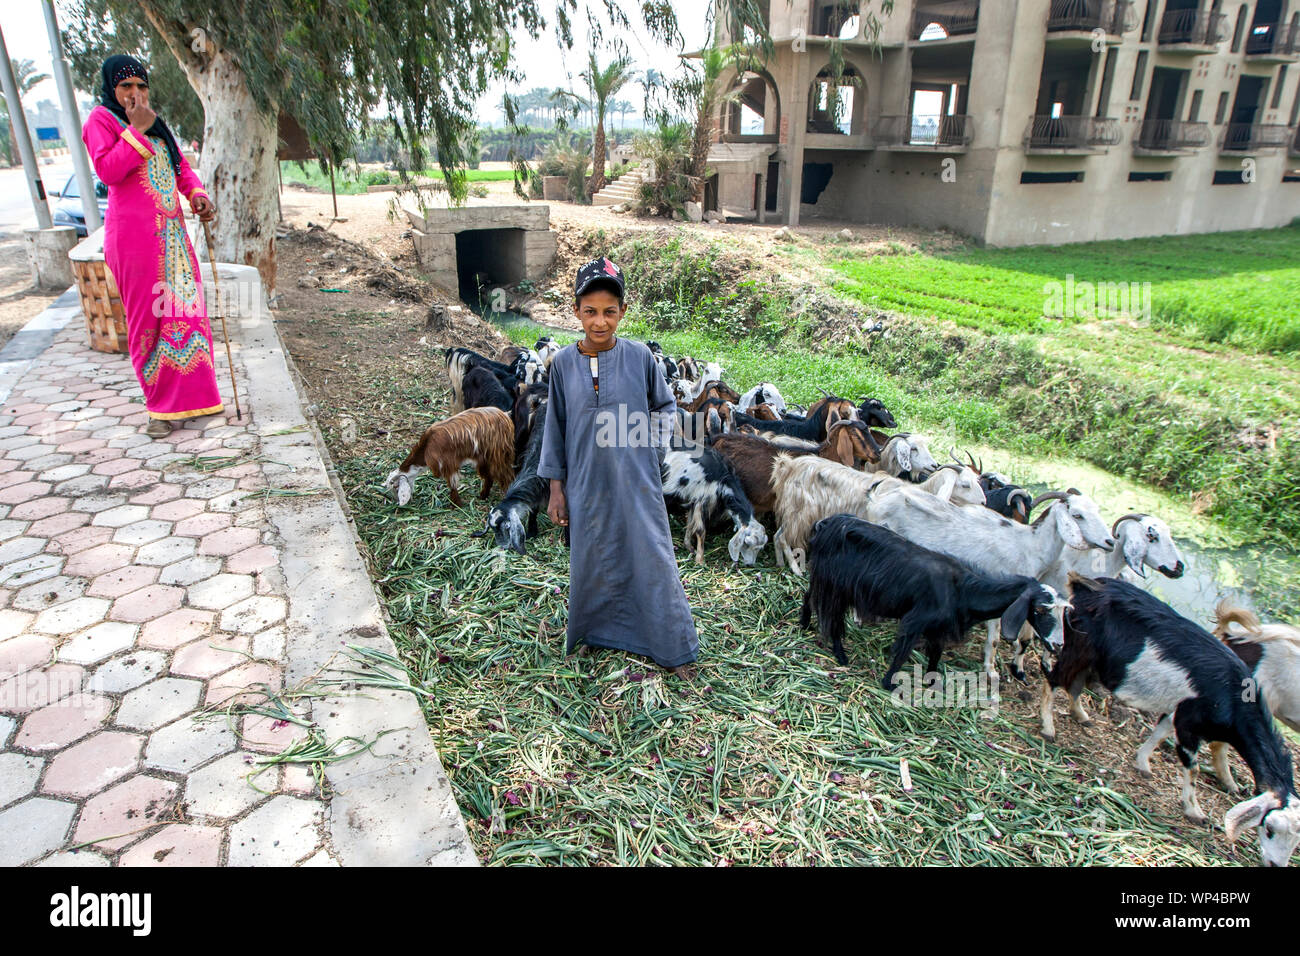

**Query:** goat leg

left=1039, top=679, right=1058, bottom=741
left=1209, top=741, right=1240, bottom=795
left=1176, top=744, right=1208, bottom=824
left=1135, top=713, right=1174, bottom=778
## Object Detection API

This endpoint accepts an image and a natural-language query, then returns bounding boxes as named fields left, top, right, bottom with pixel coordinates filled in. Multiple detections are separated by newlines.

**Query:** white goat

left=1044, top=512, right=1185, bottom=592
left=770, top=457, right=986, bottom=576
left=867, top=434, right=938, bottom=482
left=738, top=383, right=788, bottom=416
left=868, top=488, right=1116, bottom=683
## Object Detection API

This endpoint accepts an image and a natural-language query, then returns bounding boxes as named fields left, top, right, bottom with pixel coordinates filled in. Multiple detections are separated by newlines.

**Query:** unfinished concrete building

left=708, top=0, right=1300, bottom=244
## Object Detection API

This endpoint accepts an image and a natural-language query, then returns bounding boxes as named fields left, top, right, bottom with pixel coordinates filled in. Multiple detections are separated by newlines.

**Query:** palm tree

left=686, top=46, right=745, bottom=205
left=1, top=59, right=51, bottom=168
left=582, top=54, right=635, bottom=197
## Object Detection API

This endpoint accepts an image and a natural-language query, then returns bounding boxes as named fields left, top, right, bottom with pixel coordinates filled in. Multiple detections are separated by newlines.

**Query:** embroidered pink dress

left=82, top=105, right=223, bottom=421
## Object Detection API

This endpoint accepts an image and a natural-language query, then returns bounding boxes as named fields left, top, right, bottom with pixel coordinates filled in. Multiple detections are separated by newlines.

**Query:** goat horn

left=817, top=386, right=833, bottom=399
left=1030, top=490, right=1071, bottom=511
left=1111, top=513, right=1147, bottom=537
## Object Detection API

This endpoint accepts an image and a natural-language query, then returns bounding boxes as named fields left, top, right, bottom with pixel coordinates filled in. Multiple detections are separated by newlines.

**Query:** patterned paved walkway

left=0, top=269, right=473, bottom=866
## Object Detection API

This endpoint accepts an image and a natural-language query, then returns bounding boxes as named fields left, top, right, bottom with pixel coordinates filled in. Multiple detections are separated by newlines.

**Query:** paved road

left=0, top=163, right=74, bottom=236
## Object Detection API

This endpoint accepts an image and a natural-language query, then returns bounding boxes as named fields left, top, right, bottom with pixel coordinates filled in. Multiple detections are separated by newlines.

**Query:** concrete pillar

left=24, top=226, right=77, bottom=290
left=786, top=50, right=812, bottom=226
left=42, top=0, right=101, bottom=233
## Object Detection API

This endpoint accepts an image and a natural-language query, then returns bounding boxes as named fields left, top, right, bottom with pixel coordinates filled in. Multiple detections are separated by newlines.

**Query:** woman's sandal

left=145, top=418, right=173, bottom=438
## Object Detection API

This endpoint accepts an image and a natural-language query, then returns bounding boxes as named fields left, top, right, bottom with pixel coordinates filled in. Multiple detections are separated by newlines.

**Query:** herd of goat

left=378, top=335, right=1300, bottom=867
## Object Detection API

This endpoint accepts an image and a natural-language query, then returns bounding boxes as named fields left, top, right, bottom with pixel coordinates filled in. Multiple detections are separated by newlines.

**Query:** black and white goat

left=474, top=401, right=553, bottom=555
left=738, top=383, right=788, bottom=417
left=1042, top=575, right=1300, bottom=867
left=462, top=365, right=515, bottom=414
left=445, top=347, right=522, bottom=414
left=661, top=440, right=767, bottom=565
left=801, top=514, right=1066, bottom=687
left=856, top=397, right=897, bottom=429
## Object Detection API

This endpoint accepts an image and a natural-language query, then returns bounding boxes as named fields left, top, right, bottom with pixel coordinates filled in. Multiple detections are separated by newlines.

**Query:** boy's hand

left=548, top=480, right=568, bottom=527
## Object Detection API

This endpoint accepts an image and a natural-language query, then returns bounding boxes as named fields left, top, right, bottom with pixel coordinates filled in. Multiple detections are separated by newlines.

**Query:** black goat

left=734, top=396, right=843, bottom=443
left=445, top=346, right=522, bottom=413
left=511, top=382, right=548, bottom=465
left=474, top=402, right=553, bottom=555
left=857, top=397, right=897, bottom=429
left=800, top=514, right=1066, bottom=688
left=462, top=365, right=515, bottom=414
left=1042, top=575, right=1300, bottom=866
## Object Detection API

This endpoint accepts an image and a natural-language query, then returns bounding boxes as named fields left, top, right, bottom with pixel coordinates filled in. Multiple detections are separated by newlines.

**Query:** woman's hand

left=191, top=195, right=216, bottom=222
left=124, top=89, right=157, bottom=135
left=548, top=480, right=569, bottom=527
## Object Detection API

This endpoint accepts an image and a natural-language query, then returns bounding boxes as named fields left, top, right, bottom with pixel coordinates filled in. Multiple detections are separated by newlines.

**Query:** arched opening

left=723, top=70, right=782, bottom=139
left=810, top=1, right=861, bottom=38
left=807, top=65, right=866, bottom=136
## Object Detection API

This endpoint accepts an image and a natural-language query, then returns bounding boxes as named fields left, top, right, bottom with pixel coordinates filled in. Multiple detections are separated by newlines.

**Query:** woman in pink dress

left=82, top=55, right=223, bottom=438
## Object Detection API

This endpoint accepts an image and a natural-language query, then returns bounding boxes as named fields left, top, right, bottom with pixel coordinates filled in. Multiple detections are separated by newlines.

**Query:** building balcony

left=1157, top=9, right=1228, bottom=50
left=1244, top=22, right=1300, bottom=61
left=1134, top=118, right=1212, bottom=153
left=1024, top=115, right=1122, bottom=152
left=874, top=114, right=973, bottom=150
left=1046, top=0, right=1138, bottom=40
left=912, top=2, right=980, bottom=41
left=1220, top=122, right=1292, bottom=152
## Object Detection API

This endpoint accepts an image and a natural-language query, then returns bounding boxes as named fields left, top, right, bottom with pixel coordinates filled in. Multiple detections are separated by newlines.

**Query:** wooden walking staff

left=200, top=219, right=242, bottom=420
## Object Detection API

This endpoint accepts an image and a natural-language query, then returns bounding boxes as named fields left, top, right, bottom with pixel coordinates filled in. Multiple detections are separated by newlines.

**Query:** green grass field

left=825, top=225, right=1300, bottom=353
left=279, top=161, right=516, bottom=194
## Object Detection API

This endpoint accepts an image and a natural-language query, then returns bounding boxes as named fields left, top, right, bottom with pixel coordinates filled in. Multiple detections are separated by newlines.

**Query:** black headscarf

left=99, top=55, right=183, bottom=176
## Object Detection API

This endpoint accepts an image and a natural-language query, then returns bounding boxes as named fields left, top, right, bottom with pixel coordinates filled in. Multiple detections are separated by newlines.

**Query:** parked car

left=51, top=174, right=108, bottom=237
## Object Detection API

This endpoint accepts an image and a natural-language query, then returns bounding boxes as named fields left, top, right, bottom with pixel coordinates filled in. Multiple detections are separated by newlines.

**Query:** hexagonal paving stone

left=27, top=512, right=89, bottom=538
left=63, top=543, right=134, bottom=578
left=89, top=650, right=167, bottom=693
left=9, top=496, right=70, bottom=521
left=0, top=553, right=64, bottom=589
left=0, top=752, right=44, bottom=808
left=184, top=477, right=237, bottom=500
left=41, top=731, right=144, bottom=798
left=136, top=536, right=197, bottom=567
left=0, top=608, right=35, bottom=641
left=31, top=597, right=111, bottom=636
left=240, top=712, right=307, bottom=754
left=55, top=474, right=111, bottom=496
left=184, top=751, right=272, bottom=820
left=174, top=512, right=233, bottom=537
left=187, top=574, right=255, bottom=611
left=0, top=797, right=76, bottom=866
left=150, top=498, right=204, bottom=522
left=109, top=470, right=162, bottom=491
left=157, top=555, right=221, bottom=588
left=91, top=504, right=150, bottom=529
left=86, top=565, right=160, bottom=599
left=0, top=518, right=27, bottom=540
left=14, top=693, right=113, bottom=750
left=128, top=482, right=182, bottom=506
left=198, top=526, right=260, bottom=557
left=0, top=714, right=14, bottom=746
left=118, top=824, right=224, bottom=866
left=115, top=676, right=203, bottom=730
left=109, top=585, right=184, bottom=624
left=0, top=662, right=83, bottom=713
left=250, top=626, right=286, bottom=661
left=205, top=662, right=282, bottom=706
left=57, top=621, right=138, bottom=665
left=138, top=608, right=215, bottom=650
left=112, top=519, right=172, bottom=547
left=49, top=525, right=114, bottom=555
left=34, top=850, right=112, bottom=867
left=13, top=575, right=87, bottom=611
left=38, top=464, right=91, bottom=483
left=0, top=633, right=56, bottom=678
left=0, top=482, right=52, bottom=505
left=226, top=796, right=323, bottom=866
left=220, top=596, right=288, bottom=635
left=171, top=634, right=250, bottom=679
left=73, top=775, right=179, bottom=851
left=69, top=493, right=129, bottom=515
left=0, top=536, right=45, bottom=565
left=144, top=715, right=237, bottom=774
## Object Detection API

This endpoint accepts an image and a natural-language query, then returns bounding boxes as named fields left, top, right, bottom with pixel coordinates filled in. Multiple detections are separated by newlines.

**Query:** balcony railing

left=912, top=2, right=980, bottom=39
left=1047, top=0, right=1138, bottom=35
left=1157, top=9, right=1228, bottom=47
left=1221, top=122, right=1292, bottom=151
left=1135, top=118, right=1212, bottom=151
left=1024, top=114, right=1122, bottom=150
left=1245, top=21, right=1300, bottom=56
left=875, top=114, right=974, bottom=147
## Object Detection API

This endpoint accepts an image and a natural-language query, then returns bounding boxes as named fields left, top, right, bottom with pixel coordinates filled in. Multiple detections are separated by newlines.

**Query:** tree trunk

left=137, top=9, right=279, bottom=295
left=190, top=50, right=279, bottom=294
left=690, top=113, right=712, bottom=205
left=588, top=120, right=607, bottom=197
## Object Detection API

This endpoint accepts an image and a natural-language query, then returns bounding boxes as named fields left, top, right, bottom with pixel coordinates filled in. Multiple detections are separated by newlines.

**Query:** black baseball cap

left=574, top=256, right=626, bottom=300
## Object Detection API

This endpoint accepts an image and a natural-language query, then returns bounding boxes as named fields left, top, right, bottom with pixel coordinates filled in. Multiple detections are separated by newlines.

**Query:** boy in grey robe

left=538, top=258, right=699, bottom=670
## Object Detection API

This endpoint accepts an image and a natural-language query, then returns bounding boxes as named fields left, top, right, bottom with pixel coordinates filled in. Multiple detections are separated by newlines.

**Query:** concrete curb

left=217, top=264, right=477, bottom=866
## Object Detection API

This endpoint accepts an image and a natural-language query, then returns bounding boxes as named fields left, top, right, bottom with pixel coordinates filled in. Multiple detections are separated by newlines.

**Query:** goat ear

left=1225, top=792, right=1280, bottom=842
left=1122, top=527, right=1148, bottom=576
left=728, top=530, right=743, bottom=563
left=1000, top=589, right=1033, bottom=644
left=1054, top=501, right=1087, bottom=550
left=896, top=442, right=912, bottom=473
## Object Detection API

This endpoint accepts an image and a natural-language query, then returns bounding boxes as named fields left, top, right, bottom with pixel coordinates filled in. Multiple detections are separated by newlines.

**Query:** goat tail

left=1214, top=600, right=1260, bottom=640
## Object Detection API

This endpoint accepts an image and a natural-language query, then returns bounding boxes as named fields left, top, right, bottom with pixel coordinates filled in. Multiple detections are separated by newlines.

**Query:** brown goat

left=711, top=421, right=879, bottom=515
left=385, top=407, right=515, bottom=508
left=747, top=403, right=781, bottom=421
left=679, top=382, right=742, bottom=413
